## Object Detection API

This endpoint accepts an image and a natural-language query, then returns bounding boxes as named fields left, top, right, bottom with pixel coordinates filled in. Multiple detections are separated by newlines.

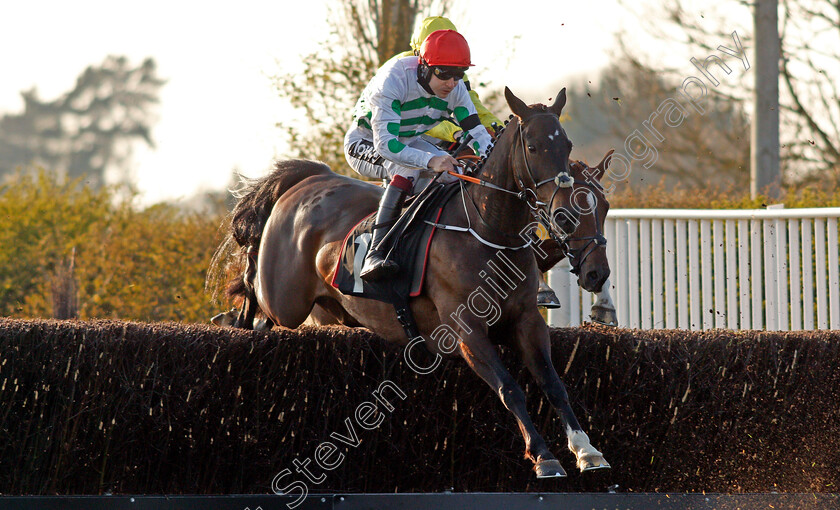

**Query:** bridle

left=555, top=170, right=608, bottom=276
left=435, top=115, right=579, bottom=250
left=513, top=119, right=575, bottom=241
left=447, top=116, right=575, bottom=238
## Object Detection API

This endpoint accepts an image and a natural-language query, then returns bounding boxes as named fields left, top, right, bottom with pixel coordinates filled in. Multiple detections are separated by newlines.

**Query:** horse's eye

left=527, top=144, right=536, bottom=152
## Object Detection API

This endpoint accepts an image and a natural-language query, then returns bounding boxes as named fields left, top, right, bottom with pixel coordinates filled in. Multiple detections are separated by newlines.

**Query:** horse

left=298, top=152, right=617, bottom=328
left=535, top=152, right=617, bottom=325
left=212, top=87, right=610, bottom=478
left=212, top=165, right=618, bottom=330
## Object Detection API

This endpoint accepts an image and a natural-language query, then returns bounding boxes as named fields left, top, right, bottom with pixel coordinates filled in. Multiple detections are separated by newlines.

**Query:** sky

left=0, top=0, right=627, bottom=205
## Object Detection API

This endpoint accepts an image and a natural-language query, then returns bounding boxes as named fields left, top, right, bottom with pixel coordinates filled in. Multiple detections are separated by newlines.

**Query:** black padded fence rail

left=0, top=493, right=838, bottom=510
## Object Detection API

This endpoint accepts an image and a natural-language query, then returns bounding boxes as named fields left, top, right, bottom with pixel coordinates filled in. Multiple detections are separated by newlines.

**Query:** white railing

left=548, top=207, right=840, bottom=331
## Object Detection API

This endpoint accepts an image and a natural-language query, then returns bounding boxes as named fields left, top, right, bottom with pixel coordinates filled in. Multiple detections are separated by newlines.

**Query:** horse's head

left=504, top=87, right=579, bottom=237
left=567, top=150, right=613, bottom=292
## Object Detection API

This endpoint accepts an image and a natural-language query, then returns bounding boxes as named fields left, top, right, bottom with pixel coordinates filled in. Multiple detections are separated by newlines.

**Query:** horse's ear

left=591, top=149, right=614, bottom=181
left=548, top=88, right=567, bottom=117
left=505, top=86, right=530, bottom=121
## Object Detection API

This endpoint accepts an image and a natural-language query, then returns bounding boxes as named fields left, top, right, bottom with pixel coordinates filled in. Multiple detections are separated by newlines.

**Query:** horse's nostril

left=586, top=269, right=609, bottom=291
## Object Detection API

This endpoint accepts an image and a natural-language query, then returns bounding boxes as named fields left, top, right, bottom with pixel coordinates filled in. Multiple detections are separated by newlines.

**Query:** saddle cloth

left=330, top=181, right=460, bottom=305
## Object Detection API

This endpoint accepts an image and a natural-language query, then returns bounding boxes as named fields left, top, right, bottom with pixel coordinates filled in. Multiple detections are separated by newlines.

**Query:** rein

left=424, top=177, right=535, bottom=250
left=441, top=117, right=575, bottom=247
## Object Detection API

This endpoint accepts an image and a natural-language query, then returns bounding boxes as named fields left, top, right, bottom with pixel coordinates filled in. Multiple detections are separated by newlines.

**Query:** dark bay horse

left=302, top=152, right=617, bottom=328
left=214, top=87, right=610, bottom=477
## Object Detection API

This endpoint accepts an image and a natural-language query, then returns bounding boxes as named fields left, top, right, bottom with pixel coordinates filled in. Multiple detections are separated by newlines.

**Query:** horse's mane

left=471, top=115, right=514, bottom=177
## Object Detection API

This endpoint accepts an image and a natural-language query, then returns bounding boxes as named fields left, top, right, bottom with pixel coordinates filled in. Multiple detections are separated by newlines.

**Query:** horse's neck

left=466, top=124, right=533, bottom=240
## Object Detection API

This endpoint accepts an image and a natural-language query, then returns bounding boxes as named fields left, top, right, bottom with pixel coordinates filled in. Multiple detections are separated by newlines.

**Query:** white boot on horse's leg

left=360, top=177, right=409, bottom=281
left=589, top=278, right=617, bottom=327
left=536, top=271, right=561, bottom=309
left=567, top=429, right=611, bottom=472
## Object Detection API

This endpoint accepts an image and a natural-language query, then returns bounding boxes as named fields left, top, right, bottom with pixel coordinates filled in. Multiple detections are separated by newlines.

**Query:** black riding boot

left=360, top=180, right=408, bottom=281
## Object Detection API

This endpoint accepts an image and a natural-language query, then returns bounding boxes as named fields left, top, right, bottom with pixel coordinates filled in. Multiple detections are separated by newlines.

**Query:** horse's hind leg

left=254, top=250, right=320, bottom=329
left=303, top=303, right=340, bottom=326
left=516, top=310, right=610, bottom=472
left=233, top=245, right=260, bottom=330
left=456, top=322, right=566, bottom=478
left=234, top=294, right=258, bottom=330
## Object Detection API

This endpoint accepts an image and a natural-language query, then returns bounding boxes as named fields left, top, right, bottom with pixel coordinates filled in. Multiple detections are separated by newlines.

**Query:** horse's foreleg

left=457, top=331, right=566, bottom=478
left=516, top=314, right=610, bottom=472
left=590, top=278, right=617, bottom=327
left=536, top=267, right=561, bottom=309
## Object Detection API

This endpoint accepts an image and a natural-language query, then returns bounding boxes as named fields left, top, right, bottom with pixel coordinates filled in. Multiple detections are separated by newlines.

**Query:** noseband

left=559, top=177, right=608, bottom=276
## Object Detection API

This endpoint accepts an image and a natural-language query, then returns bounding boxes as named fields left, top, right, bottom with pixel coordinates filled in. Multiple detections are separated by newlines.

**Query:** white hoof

left=577, top=453, right=611, bottom=472
left=590, top=305, right=617, bottom=327
left=568, top=429, right=610, bottom=473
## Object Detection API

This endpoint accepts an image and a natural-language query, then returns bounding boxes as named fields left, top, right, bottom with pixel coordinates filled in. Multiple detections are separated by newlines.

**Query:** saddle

left=330, top=181, right=461, bottom=336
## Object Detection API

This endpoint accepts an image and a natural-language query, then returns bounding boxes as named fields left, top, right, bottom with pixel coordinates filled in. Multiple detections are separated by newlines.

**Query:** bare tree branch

left=269, top=0, right=453, bottom=174
left=613, top=0, right=840, bottom=185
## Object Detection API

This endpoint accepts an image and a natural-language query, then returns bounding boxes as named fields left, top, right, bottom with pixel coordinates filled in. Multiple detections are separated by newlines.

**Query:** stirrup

left=360, top=250, right=399, bottom=281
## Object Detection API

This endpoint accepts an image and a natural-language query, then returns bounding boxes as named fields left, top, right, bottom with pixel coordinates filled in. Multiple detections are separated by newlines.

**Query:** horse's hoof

left=577, top=453, right=611, bottom=472
left=537, top=290, right=561, bottom=309
left=254, top=319, right=273, bottom=331
left=535, top=458, right=567, bottom=478
left=210, top=309, right=237, bottom=327
left=590, top=305, right=617, bottom=327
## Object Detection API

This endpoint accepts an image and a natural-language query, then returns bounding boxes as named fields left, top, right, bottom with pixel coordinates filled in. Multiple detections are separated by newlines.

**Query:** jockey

left=344, top=29, right=493, bottom=282
left=394, top=16, right=502, bottom=145
left=401, top=18, right=561, bottom=309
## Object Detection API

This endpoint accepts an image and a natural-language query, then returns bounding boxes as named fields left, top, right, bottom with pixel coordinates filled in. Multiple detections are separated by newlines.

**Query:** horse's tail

left=230, top=159, right=332, bottom=248
left=206, top=159, right=333, bottom=303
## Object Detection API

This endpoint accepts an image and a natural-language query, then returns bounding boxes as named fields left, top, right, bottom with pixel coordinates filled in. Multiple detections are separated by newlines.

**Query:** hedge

left=1, top=318, right=837, bottom=495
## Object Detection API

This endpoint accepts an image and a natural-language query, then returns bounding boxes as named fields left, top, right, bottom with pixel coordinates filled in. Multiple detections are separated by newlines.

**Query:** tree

left=562, top=58, right=751, bottom=189
left=271, top=0, right=453, bottom=174
left=0, top=169, right=224, bottom=322
left=615, top=0, right=840, bottom=186
left=0, top=56, right=164, bottom=188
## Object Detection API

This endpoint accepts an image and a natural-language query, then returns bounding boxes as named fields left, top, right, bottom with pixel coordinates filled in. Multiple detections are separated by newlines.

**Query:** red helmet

left=420, top=29, right=473, bottom=67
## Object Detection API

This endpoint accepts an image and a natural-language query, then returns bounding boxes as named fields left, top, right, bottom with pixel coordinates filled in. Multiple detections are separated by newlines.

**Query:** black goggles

left=432, top=66, right=467, bottom=81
